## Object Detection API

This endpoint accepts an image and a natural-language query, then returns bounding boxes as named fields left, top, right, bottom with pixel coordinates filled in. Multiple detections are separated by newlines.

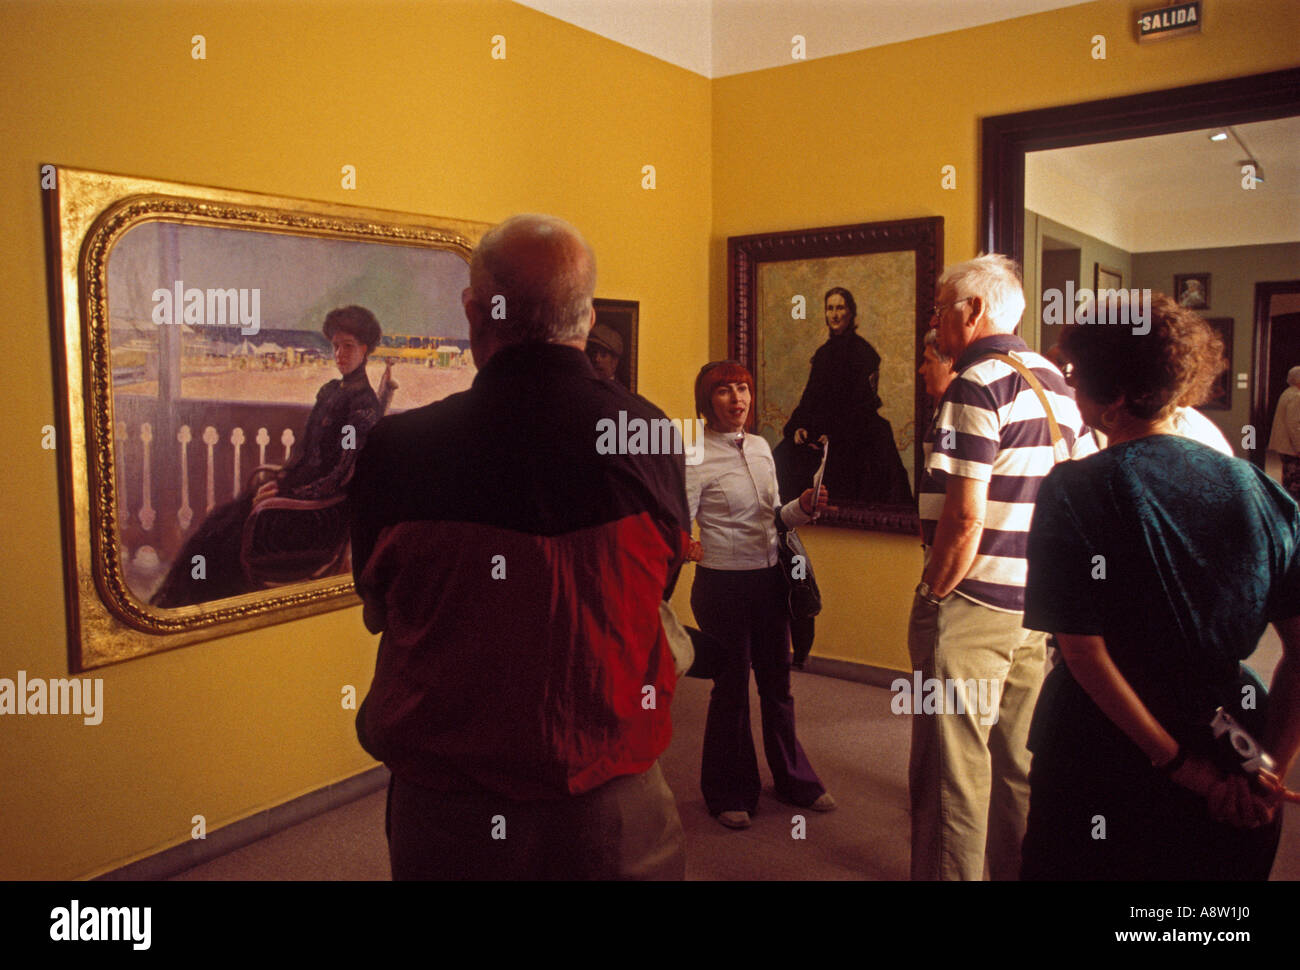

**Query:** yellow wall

left=710, top=0, right=1300, bottom=671
left=2, top=0, right=1296, bottom=879
left=0, top=0, right=710, bottom=879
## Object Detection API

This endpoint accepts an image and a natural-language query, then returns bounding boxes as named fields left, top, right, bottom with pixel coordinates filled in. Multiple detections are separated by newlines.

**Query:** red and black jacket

left=351, top=343, right=690, bottom=799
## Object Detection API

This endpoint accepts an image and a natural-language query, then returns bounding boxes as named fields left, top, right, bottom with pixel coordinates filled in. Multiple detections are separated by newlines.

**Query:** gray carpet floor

left=173, top=629, right=1297, bottom=881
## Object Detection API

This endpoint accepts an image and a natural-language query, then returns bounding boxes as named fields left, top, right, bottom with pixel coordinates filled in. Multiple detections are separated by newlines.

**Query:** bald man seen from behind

left=350, top=214, right=691, bottom=880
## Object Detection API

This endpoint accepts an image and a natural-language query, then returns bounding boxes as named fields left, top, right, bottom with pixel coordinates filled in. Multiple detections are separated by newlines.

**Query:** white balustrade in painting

left=176, top=425, right=192, bottom=531
left=139, top=423, right=155, bottom=531
left=203, top=426, right=219, bottom=514
left=230, top=427, right=245, bottom=496
left=114, top=421, right=300, bottom=538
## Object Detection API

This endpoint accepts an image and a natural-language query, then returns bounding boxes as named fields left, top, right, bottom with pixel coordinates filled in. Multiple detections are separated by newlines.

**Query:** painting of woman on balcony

left=103, top=220, right=473, bottom=609
left=150, top=307, right=385, bottom=607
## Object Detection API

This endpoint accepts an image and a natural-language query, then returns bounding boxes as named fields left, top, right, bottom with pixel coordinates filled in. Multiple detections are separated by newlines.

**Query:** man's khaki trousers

left=907, top=591, right=1046, bottom=881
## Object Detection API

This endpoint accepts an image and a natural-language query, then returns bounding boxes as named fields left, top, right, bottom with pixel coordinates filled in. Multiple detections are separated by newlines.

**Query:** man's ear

left=966, top=295, right=985, bottom=330
left=462, top=286, right=481, bottom=329
left=465, top=287, right=497, bottom=369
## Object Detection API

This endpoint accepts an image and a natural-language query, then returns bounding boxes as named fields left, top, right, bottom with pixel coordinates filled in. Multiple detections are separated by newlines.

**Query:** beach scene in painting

left=107, top=221, right=470, bottom=604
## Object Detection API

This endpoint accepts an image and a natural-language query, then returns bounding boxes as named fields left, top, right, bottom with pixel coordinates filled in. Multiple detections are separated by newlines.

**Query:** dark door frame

left=1253, top=280, right=1300, bottom=465
left=980, top=67, right=1300, bottom=269
left=981, top=67, right=1300, bottom=468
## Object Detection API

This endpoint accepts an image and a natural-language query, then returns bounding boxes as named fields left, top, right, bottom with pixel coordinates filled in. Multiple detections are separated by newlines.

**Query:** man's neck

left=953, top=330, right=1023, bottom=370
left=472, top=336, right=587, bottom=369
left=968, top=320, right=1005, bottom=346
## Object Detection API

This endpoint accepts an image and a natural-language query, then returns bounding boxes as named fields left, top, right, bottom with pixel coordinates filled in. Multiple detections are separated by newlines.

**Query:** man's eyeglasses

left=931, top=297, right=971, bottom=319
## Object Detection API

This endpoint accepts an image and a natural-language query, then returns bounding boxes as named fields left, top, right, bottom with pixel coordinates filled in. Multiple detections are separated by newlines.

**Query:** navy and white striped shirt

left=919, top=334, right=1095, bottom=612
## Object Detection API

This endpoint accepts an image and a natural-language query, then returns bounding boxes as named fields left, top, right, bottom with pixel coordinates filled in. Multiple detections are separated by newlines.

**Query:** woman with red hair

left=685, top=360, right=834, bottom=829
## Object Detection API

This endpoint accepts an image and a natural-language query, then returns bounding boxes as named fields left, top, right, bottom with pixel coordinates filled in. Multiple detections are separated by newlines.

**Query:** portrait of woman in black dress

left=775, top=287, right=912, bottom=505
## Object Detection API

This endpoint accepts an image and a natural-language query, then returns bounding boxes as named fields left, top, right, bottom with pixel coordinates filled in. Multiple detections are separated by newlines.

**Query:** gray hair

left=1290, top=365, right=1300, bottom=388
left=923, top=328, right=951, bottom=364
left=470, top=214, right=596, bottom=344
left=938, top=253, right=1026, bottom=334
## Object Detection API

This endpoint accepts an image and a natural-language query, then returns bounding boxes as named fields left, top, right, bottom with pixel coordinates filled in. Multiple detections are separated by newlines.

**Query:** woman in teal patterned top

left=1021, top=294, right=1300, bottom=880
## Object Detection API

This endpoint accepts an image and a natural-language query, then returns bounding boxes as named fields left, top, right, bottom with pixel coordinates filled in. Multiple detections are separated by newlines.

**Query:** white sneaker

left=717, top=810, right=751, bottom=829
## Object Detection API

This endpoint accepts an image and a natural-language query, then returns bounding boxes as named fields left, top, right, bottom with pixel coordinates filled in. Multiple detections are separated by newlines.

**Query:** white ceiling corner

left=513, top=0, right=713, bottom=76
left=515, top=0, right=1093, bottom=78
left=514, top=1, right=1300, bottom=251
left=1026, top=118, right=1300, bottom=253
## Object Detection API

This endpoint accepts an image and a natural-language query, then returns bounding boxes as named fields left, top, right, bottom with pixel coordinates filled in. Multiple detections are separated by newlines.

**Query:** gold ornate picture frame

left=45, top=167, right=488, bottom=670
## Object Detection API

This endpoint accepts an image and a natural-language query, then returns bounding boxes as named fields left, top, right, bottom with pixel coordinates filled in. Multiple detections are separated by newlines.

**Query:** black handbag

left=775, top=510, right=822, bottom=621
left=661, top=599, right=728, bottom=680
left=683, top=625, right=727, bottom=680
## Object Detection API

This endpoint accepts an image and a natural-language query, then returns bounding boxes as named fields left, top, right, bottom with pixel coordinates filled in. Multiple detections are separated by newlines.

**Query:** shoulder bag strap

left=980, top=351, right=1067, bottom=462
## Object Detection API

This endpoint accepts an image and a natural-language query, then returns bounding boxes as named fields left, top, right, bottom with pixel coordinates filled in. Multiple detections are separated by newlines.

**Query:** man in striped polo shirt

left=908, top=254, right=1093, bottom=881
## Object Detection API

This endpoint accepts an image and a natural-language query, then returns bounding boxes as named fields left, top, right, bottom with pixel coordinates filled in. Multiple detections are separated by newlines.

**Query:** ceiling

left=515, top=0, right=1090, bottom=78
left=516, top=1, right=1299, bottom=253
left=1026, top=117, right=1300, bottom=253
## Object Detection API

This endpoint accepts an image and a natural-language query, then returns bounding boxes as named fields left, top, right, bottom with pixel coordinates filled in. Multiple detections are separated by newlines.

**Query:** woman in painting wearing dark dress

left=1020, top=294, right=1300, bottom=880
left=776, top=287, right=912, bottom=505
left=151, top=306, right=384, bottom=607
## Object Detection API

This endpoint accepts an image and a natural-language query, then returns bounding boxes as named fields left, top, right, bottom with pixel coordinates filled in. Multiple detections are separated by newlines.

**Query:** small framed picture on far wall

left=1174, top=272, right=1211, bottom=310
left=588, top=298, right=638, bottom=392
left=1095, top=263, right=1122, bottom=292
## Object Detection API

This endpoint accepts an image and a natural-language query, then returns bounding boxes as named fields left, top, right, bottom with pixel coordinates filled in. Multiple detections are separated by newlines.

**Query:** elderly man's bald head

left=468, top=214, right=597, bottom=346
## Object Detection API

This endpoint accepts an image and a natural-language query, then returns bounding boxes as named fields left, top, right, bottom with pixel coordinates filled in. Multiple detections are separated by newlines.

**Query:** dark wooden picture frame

left=1200, top=317, right=1233, bottom=410
left=727, top=217, right=943, bottom=533
left=590, top=298, right=638, bottom=392
left=1174, top=272, right=1211, bottom=310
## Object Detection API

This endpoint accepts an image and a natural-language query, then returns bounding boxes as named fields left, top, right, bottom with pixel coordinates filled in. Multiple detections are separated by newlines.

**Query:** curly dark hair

left=1060, top=293, right=1224, bottom=421
left=322, top=305, right=382, bottom=353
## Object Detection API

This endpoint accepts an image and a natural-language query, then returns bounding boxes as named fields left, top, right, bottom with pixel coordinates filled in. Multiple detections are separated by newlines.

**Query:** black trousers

left=1021, top=666, right=1282, bottom=880
left=386, top=763, right=685, bottom=881
left=691, top=565, right=825, bottom=814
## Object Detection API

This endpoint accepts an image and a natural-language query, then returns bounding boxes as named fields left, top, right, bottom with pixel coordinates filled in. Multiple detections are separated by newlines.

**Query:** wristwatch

left=916, top=581, right=944, bottom=606
left=1154, top=744, right=1187, bottom=775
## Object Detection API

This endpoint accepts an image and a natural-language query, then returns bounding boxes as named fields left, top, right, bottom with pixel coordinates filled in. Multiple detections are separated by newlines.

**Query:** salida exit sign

left=1138, top=2, right=1203, bottom=41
